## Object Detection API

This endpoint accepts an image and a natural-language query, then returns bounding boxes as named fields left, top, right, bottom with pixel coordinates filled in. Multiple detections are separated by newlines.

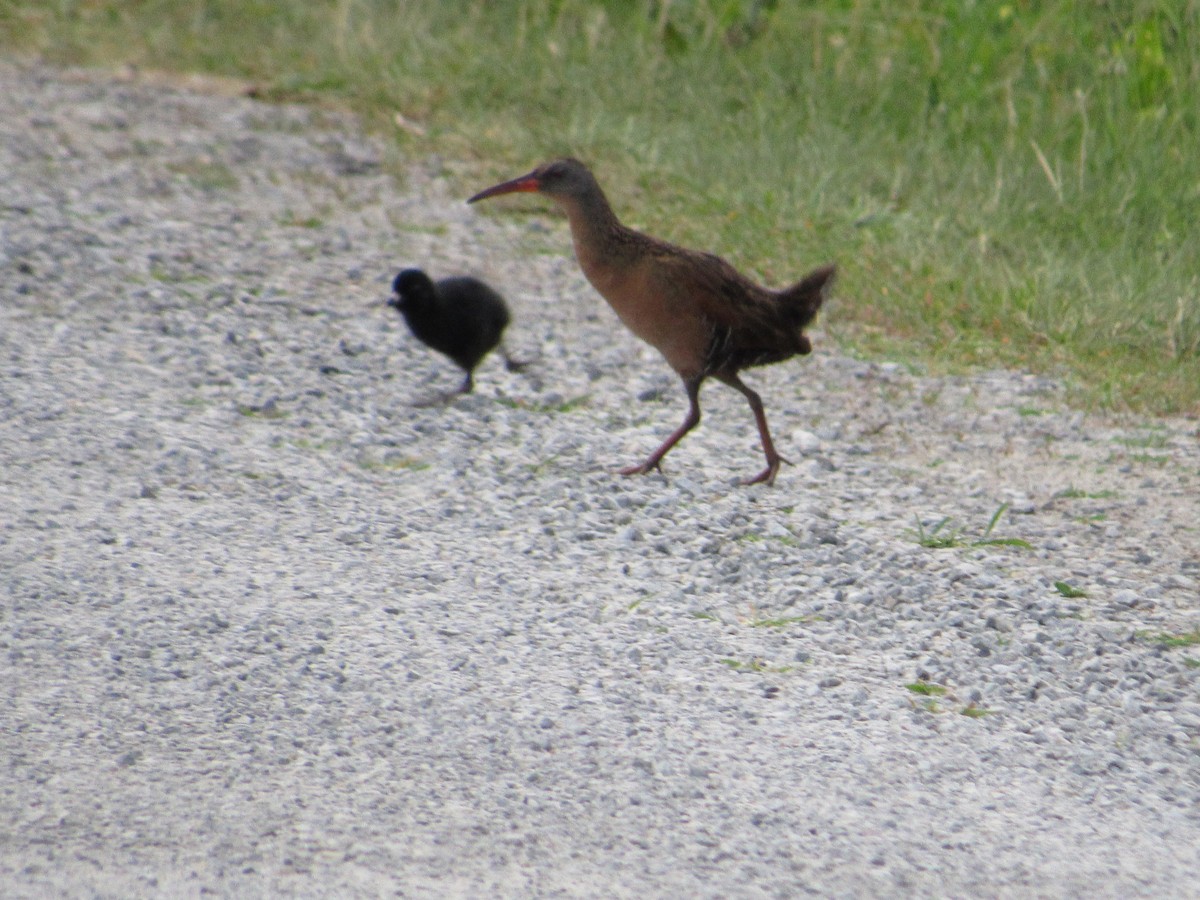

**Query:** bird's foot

left=618, top=458, right=663, bottom=477
left=740, top=458, right=782, bottom=487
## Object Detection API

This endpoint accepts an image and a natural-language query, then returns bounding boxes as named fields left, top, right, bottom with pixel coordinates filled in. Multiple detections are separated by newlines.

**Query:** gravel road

left=2, top=62, right=1198, bottom=897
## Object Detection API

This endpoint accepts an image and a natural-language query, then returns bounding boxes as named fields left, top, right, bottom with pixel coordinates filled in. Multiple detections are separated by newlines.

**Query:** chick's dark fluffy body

left=389, top=269, right=511, bottom=385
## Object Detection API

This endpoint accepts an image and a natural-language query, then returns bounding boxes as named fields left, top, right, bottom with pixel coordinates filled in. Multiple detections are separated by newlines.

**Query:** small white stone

left=789, top=429, right=821, bottom=454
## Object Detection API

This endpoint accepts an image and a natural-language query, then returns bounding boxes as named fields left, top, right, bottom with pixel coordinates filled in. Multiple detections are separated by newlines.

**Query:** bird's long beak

left=467, top=172, right=541, bottom=204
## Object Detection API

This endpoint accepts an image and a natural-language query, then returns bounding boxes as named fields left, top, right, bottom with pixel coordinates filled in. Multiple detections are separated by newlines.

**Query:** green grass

left=280, top=211, right=325, bottom=229
left=235, top=400, right=287, bottom=419
left=906, top=682, right=993, bottom=717
left=905, top=682, right=947, bottom=696
left=1055, top=487, right=1118, bottom=500
left=1054, top=580, right=1089, bottom=599
left=6, top=1, right=1200, bottom=413
left=166, top=158, right=238, bottom=192
left=910, top=502, right=1032, bottom=550
left=719, top=657, right=793, bottom=674
left=737, top=530, right=800, bottom=547
left=1127, top=453, right=1171, bottom=467
left=1138, top=629, right=1200, bottom=650
left=496, top=394, right=592, bottom=413
left=1115, top=428, right=1170, bottom=449
left=960, top=704, right=995, bottom=719
left=910, top=516, right=964, bottom=549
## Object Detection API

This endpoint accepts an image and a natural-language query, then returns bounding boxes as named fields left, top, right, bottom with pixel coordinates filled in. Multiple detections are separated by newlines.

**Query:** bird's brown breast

left=572, top=232, right=715, bottom=378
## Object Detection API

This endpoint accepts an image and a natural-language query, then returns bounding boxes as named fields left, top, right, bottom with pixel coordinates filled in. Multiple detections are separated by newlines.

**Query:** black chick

left=388, top=268, right=524, bottom=397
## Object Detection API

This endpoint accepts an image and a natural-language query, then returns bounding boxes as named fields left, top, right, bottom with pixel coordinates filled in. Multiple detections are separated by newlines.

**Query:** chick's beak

left=467, top=172, right=541, bottom=204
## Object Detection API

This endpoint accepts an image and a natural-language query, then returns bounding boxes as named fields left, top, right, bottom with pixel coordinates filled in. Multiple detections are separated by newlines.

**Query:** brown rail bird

left=468, top=158, right=835, bottom=484
left=388, top=268, right=525, bottom=399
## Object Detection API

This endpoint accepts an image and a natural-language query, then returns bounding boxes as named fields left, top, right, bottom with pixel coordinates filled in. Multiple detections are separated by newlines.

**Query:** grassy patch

left=719, top=658, right=793, bottom=674
left=236, top=400, right=286, bottom=419
left=1056, top=486, right=1118, bottom=500
left=6, top=2, right=1200, bottom=413
left=911, top=516, right=966, bottom=549
left=960, top=704, right=995, bottom=719
left=1115, top=428, right=1170, bottom=450
left=280, top=210, right=324, bottom=228
left=1127, top=453, right=1170, bottom=467
left=1054, top=580, right=1089, bottom=599
left=905, top=682, right=947, bottom=697
left=906, top=682, right=991, bottom=717
left=1138, top=629, right=1200, bottom=650
left=149, top=265, right=209, bottom=284
left=496, top=394, right=592, bottom=414
left=166, top=158, right=238, bottom=192
left=910, top=502, right=1032, bottom=550
left=738, top=529, right=800, bottom=547
left=974, top=503, right=1034, bottom=548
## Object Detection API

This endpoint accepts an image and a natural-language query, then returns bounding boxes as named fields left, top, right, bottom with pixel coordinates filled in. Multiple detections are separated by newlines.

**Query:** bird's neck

left=555, top=188, right=639, bottom=288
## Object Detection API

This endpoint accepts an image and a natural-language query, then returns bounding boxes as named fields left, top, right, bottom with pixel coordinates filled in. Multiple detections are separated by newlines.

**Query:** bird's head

left=390, top=268, right=436, bottom=311
left=468, top=158, right=597, bottom=204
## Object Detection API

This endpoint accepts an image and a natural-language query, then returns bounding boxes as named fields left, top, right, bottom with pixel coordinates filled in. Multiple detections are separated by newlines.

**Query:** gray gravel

left=2, top=62, right=1199, bottom=897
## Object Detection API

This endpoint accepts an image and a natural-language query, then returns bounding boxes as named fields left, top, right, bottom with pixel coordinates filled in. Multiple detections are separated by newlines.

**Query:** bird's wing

left=649, top=245, right=778, bottom=334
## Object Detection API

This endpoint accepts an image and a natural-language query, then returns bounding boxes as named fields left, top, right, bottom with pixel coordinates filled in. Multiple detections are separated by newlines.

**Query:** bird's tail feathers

left=779, top=263, right=836, bottom=328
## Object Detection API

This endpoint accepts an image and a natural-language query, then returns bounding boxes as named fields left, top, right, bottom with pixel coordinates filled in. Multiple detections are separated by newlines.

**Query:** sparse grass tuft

left=738, top=529, right=800, bottom=547
left=720, top=658, right=793, bottom=674
left=909, top=503, right=1032, bottom=550
left=960, top=704, right=995, bottom=719
left=280, top=211, right=324, bottom=228
left=975, top=503, right=1034, bottom=548
left=1054, top=580, right=1089, bottom=599
left=1127, top=453, right=1170, bottom=467
left=496, top=394, right=591, bottom=414
left=1115, top=429, right=1170, bottom=450
left=906, top=682, right=947, bottom=696
left=906, top=682, right=991, bottom=717
left=167, top=158, right=238, bottom=192
left=1138, top=629, right=1200, bottom=650
left=236, top=401, right=286, bottom=419
left=910, top=516, right=964, bottom=549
